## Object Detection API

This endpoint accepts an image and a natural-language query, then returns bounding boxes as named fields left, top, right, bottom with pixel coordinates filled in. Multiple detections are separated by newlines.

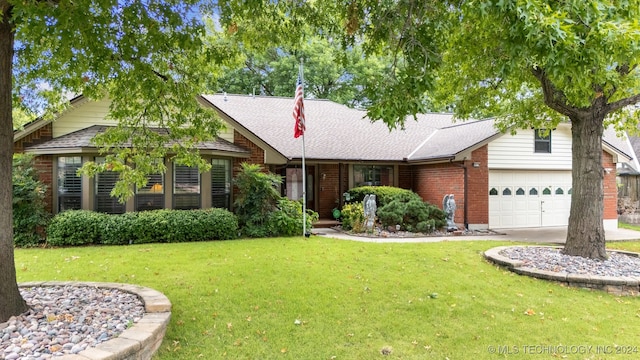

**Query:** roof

left=202, top=94, right=496, bottom=162
left=24, top=125, right=250, bottom=156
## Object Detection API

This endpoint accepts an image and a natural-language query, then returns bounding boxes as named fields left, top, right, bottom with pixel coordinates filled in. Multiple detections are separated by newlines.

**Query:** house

left=13, top=94, right=632, bottom=230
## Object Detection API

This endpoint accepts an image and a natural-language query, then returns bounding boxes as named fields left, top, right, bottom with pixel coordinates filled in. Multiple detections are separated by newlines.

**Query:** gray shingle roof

left=203, top=94, right=494, bottom=162
left=25, top=125, right=250, bottom=155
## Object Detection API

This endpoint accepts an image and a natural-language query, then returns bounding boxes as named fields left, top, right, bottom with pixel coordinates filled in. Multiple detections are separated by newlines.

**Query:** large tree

left=1, top=0, right=231, bottom=321
left=221, top=0, right=640, bottom=259
left=433, top=1, right=640, bottom=259
left=212, top=36, right=388, bottom=108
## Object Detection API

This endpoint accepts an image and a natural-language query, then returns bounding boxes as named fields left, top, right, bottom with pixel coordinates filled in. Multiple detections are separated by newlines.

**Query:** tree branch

left=530, top=66, right=579, bottom=118
left=606, top=93, right=640, bottom=113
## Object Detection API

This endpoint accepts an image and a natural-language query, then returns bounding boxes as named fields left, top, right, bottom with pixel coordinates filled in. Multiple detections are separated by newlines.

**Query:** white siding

left=488, top=127, right=572, bottom=170
left=53, top=99, right=115, bottom=138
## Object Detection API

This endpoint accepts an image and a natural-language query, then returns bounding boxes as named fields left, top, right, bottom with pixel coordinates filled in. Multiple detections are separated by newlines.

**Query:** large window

left=137, top=172, right=165, bottom=211
left=95, top=158, right=126, bottom=214
left=534, top=129, right=551, bottom=153
left=353, top=165, right=394, bottom=187
left=58, top=156, right=82, bottom=212
left=174, top=164, right=200, bottom=209
left=211, top=159, right=231, bottom=210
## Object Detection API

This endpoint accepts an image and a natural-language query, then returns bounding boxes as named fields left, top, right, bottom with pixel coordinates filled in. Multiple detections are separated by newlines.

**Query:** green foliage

left=12, top=154, right=50, bottom=247
left=377, top=198, right=446, bottom=233
left=346, top=186, right=422, bottom=208
left=233, top=163, right=281, bottom=237
left=46, top=210, right=107, bottom=247
left=267, top=198, right=319, bottom=237
left=340, top=202, right=365, bottom=232
left=48, top=208, right=238, bottom=247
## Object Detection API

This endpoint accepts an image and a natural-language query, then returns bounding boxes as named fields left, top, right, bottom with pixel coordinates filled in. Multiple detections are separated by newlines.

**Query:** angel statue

left=363, top=194, right=377, bottom=232
left=442, top=194, right=457, bottom=231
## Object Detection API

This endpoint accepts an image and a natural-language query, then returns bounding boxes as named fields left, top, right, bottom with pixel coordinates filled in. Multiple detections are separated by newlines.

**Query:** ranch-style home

left=13, top=94, right=632, bottom=230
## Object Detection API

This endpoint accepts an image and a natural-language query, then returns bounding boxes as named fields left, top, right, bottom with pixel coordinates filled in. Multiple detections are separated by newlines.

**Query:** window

left=137, top=172, right=165, bottom=211
left=211, top=159, right=231, bottom=210
left=353, top=165, right=394, bottom=187
left=95, top=158, right=126, bottom=214
left=174, top=164, right=200, bottom=209
left=534, top=129, right=551, bottom=153
left=58, top=157, right=82, bottom=212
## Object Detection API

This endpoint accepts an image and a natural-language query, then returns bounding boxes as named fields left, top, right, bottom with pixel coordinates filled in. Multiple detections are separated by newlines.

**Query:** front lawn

left=15, top=238, right=640, bottom=359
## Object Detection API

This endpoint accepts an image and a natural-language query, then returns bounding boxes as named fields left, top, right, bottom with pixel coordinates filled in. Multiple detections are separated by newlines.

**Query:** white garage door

left=489, top=170, right=572, bottom=228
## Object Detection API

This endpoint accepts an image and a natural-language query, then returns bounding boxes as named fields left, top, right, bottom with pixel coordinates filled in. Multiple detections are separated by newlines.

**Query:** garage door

left=489, top=170, right=572, bottom=228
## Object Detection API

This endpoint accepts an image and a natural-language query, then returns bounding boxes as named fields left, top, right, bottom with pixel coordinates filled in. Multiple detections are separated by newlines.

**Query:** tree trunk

left=0, top=0, right=30, bottom=322
left=563, top=110, right=608, bottom=260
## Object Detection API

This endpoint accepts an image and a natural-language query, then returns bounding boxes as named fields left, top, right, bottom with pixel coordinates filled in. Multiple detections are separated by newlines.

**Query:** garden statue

left=443, top=194, right=457, bottom=231
left=363, top=194, right=377, bottom=232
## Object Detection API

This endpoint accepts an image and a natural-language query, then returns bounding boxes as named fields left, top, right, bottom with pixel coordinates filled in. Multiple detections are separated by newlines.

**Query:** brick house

left=13, top=94, right=632, bottom=230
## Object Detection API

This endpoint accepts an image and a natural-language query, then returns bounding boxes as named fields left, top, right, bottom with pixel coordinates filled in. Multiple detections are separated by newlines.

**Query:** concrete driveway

left=312, top=226, right=640, bottom=244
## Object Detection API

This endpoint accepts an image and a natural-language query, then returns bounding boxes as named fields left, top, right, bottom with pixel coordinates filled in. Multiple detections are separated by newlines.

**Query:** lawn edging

left=484, top=246, right=640, bottom=296
left=18, top=281, right=171, bottom=360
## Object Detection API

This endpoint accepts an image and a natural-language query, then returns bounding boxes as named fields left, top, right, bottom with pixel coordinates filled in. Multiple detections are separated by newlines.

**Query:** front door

left=285, top=165, right=315, bottom=212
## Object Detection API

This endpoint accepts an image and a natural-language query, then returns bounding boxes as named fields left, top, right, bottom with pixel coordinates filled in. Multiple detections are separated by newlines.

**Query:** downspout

left=451, top=158, right=468, bottom=230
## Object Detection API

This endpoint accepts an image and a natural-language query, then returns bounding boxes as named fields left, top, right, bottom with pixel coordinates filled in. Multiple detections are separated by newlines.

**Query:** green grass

left=15, top=238, right=640, bottom=359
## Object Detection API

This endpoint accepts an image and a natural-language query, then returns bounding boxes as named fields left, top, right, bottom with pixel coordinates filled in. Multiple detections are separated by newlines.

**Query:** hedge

left=46, top=208, right=238, bottom=247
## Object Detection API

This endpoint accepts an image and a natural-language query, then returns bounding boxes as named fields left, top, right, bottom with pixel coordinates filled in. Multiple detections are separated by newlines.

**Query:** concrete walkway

left=311, top=226, right=640, bottom=244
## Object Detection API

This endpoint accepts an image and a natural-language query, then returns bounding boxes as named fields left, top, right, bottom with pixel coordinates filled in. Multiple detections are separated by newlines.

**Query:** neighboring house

left=13, top=94, right=632, bottom=230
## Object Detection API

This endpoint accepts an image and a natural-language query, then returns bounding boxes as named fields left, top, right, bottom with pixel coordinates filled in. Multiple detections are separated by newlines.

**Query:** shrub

left=346, top=186, right=422, bottom=207
left=267, top=199, right=319, bottom=237
left=13, top=154, right=50, bottom=247
left=49, top=208, right=238, bottom=246
left=46, top=210, right=107, bottom=246
left=378, top=198, right=446, bottom=232
left=234, top=163, right=282, bottom=237
left=340, top=202, right=365, bottom=232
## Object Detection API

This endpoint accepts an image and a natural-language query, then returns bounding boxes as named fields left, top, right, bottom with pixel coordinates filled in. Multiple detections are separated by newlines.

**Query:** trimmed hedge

left=346, top=186, right=422, bottom=207
left=46, top=208, right=238, bottom=247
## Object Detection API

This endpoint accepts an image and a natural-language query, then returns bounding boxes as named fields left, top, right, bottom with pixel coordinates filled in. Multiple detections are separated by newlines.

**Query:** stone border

left=18, top=281, right=171, bottom=360
left=484, top=246, right=640, bottom=296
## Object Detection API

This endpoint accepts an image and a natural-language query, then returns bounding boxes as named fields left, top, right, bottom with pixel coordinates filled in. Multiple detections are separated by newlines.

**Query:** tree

left=433, top=1, right=640, bottom=259
left=212, top=36, right=388, bottom=108
left=1, top=0, right=230, bottom=322
left=219, top=0, right=640, bottom=259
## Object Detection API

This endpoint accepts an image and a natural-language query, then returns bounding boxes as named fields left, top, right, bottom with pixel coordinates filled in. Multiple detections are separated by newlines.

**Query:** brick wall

left=398, top=165, right=412, bottom=190
left=603, top=151, right=617, bottom=220
left=13, top=123, right=53, bottom=153
left=466, top=146, right=489, bottom=225
left=412, top=163, right=465, bottom=225
left=34, top=155, right=54, bottom=213
left=232, top=130, right=264, bottom=177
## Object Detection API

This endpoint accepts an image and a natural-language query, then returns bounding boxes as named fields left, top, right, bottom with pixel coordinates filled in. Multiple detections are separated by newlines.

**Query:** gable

left=488, top=127, right=573, bottom=170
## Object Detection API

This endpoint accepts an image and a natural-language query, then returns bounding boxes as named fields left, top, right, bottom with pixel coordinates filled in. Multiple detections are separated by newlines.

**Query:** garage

left=489, top=170, right=572, bottom=228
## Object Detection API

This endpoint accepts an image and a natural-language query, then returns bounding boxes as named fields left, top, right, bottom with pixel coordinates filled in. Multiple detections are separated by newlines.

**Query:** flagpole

left=300, top=59, right=307, bottom=237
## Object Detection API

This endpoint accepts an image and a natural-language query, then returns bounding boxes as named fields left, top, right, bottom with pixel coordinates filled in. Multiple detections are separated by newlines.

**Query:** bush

left=13, top=154, right=50, bottom=247
left=48, top=208, right=238, bottom=246
left=46, top=210, right=107, bottom=246
left=346, top=186, right=422, bottom=208
left=267, top=199, right=319, bottom=237
left=340, top=202, right=365, bottom=232
left=377, top=198, right=446, bottom=232
left=234, top=163, right=282, bottom=237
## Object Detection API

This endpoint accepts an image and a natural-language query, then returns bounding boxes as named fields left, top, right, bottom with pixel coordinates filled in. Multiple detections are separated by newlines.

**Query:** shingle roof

left=25, top=125, right=250, bottom=155
left=202, top=94, right=494, bottom=162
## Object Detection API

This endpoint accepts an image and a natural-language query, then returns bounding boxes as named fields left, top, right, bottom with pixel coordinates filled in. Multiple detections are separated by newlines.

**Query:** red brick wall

left=466, top=146, right=489, bottom=225
left=34, top=155, right=54, bottom=213
left=232, top=130, right=264, bottom=177
left=412, top=163, right=465, bottom=224
left=13, top=123, right=53, bottom=153
left=398, top=165, right=412, bottom=190
left=318, top=164, right=340, bottom=218
left=603, top=151, right=617, bottom=220
left=411, top=146, right=490, bottom=228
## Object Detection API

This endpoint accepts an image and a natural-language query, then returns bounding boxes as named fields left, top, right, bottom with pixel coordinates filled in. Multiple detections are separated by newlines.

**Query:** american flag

left=293, top=73, right=305, bottom=138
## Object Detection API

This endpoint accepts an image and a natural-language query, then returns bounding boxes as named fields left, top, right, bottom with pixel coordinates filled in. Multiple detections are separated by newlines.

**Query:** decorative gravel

left=499, top=247, right=640, bottom=277
left=0, top=286, right=145, bottom=359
